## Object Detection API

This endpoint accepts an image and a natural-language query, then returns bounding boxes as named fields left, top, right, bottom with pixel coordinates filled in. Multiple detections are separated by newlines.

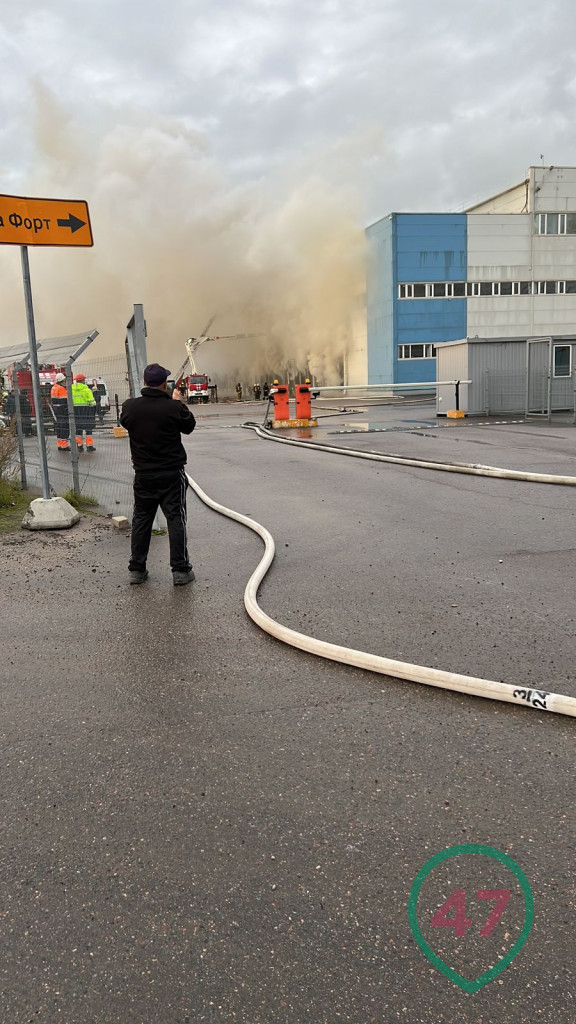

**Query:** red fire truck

left=5, top=364, right=63, bottom=417
left=177, top=372, right=211, bottom=404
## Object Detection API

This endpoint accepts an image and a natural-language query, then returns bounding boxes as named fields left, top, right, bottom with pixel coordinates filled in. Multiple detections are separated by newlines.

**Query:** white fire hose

left=186, top=462, right=576, bottom=719
left=242, top=421, right=576, bottom=487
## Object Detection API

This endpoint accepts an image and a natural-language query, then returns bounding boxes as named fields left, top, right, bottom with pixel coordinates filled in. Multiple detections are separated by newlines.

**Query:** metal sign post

left=20, top=245, right=51, bottom=499
left=0, top=191, right=95, bottom=529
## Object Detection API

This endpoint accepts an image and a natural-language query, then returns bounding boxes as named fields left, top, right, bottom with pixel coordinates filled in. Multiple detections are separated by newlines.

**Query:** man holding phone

left=121, top=363, right=196, bottom=586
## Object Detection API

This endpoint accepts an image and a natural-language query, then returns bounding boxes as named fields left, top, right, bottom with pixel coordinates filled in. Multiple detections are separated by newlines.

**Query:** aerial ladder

left=174, top=317, right=260, bottom=403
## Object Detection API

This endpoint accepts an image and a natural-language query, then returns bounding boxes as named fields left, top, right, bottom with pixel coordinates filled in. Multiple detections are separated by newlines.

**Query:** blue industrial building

left=365, top=167, right=576, bottom=385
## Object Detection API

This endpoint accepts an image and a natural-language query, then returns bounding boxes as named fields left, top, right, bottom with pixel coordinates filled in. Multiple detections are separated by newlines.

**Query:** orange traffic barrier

left=295, top=383, right=312, bottom=419
left=272, top=383, right=290, bottom=420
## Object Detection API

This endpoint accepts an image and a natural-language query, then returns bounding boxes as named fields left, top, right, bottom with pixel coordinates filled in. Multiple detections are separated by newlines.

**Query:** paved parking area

left=2, top=402, right=575, bottom=1022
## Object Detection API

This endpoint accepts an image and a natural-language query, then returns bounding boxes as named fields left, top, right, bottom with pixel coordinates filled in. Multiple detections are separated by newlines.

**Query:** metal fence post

left=65, top=364, right=80, bottom=494
left=11, top=363, right=28, bottom=489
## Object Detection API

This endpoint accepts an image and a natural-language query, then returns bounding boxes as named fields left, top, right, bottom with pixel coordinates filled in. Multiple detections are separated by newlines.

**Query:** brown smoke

left=0, top=84, right=365, bottom=386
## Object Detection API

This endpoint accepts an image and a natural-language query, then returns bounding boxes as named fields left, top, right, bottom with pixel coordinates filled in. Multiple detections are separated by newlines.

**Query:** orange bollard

left=272, top=382, right=290, bottom=420
left=295, top=383, right=312, bottom=419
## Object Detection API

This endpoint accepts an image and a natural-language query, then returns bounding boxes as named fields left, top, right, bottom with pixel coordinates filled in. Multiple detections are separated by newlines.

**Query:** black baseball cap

left=143, top=363, right=171, bottom=386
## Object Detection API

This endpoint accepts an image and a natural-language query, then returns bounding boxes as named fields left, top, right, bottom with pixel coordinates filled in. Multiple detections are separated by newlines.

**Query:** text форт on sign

left=0, top=194, right=93, bottom=247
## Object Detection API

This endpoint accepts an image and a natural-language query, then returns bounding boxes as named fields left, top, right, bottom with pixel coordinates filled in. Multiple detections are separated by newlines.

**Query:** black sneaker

left=129, top=570, right=149, bottom=585
left=173, top=568, right=195, bottom=586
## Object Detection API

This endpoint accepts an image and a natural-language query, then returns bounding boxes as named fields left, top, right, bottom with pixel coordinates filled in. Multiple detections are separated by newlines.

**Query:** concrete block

left=21, top=497, right=80, bottom=531
left=112, top=515, right=130, bottom=530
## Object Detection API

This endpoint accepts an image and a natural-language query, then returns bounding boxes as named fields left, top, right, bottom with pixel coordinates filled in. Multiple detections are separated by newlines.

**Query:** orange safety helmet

left=75, top=372, right=86, bottom=382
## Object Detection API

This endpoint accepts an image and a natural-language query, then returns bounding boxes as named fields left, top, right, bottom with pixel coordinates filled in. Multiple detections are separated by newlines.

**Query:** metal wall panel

left=467, top=215, right=531, bottom=273
left=532, top=167, right=576, bottom=212
left=366, top=216, right=395, bottom=382
left=395, top=213, right=466, bottom=281
left=435, top=342, right=469, bottom=413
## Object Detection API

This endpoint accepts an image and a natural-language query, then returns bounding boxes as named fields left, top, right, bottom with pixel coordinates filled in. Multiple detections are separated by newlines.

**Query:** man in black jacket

left=121, top=363, right=196, bottom=585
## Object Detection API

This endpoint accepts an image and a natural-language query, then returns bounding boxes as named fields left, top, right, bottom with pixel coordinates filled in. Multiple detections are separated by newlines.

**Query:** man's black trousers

left=129, top=467, right=191, bottom=574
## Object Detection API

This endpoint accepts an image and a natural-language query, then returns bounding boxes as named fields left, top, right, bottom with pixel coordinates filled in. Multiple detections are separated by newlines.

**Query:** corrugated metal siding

left=439, top=338, right=576, bottom=415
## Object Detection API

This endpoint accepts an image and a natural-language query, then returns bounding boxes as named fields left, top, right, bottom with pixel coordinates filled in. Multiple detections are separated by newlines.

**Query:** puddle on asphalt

left=329, top=421, right=438, bottom=435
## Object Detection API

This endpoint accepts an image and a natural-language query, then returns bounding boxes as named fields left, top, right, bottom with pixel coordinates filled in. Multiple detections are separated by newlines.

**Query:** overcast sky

left=1, top=0, right=576, bottom=362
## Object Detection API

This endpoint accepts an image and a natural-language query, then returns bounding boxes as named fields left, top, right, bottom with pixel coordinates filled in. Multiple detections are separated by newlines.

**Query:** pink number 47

left=430, top=889, right=511, bottom=938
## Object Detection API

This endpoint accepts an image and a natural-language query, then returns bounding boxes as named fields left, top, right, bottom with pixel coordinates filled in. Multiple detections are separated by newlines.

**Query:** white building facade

left=365, top=166, right=576, bottom=384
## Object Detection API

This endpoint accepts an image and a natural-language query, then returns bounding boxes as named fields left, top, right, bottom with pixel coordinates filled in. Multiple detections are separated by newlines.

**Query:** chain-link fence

left=2, top=353, right=135, bottom=518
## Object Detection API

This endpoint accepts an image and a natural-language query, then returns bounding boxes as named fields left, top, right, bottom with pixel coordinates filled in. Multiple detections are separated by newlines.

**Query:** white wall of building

left=532, top=166, right=576, bottom=211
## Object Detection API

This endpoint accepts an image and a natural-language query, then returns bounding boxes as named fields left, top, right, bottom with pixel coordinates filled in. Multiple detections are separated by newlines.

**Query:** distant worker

left=4, top=391, right=16, bottom=420
left=51, top=373, right=70, bottom=451
left=253, top=383, right=261, bottom=401
left=235, top=382, right=243, bottom=402
left=19, top=390, right=33, bottom=437
left=71, top=373, right=97, bottom=452
left=120, top=363, right=196, bottom=586
left=91, top=379, right=105, bottom=424
left=262, top=382, right=270, bottom=401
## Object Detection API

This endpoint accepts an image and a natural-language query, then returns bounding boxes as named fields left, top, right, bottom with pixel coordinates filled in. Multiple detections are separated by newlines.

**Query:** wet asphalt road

left=1, top=403, right=575, bottom=1023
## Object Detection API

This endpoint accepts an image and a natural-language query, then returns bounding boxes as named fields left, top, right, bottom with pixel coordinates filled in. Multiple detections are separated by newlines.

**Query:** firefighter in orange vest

left=72, top=373, right=97, bottom=451
left=50, top=372, right=70, bottom=452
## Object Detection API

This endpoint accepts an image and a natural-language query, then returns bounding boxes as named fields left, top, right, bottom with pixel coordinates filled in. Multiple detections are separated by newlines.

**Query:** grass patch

left=59, top=488, right=99, bottom=512
left=0, top=478, right=33, bottom=534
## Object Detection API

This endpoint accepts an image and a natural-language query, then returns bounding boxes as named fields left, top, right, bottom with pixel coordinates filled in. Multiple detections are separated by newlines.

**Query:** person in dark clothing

left=4, top=391, right=16, bottom=418
left=262, top=381, right=270, bottom=401
left=120, top=363, right=196, bottom=586
left=19, top=391, right=33, bottom=436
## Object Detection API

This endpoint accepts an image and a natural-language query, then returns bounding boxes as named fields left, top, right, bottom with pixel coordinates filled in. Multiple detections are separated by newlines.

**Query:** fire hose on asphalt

left=242, top=420, right=576, bottom=487
left=186, top=449, right=576, bottom=718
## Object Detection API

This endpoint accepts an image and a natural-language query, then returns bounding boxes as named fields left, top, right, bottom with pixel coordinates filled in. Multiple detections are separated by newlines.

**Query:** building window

left=534, top=212, right=576, bottom=234
left=553, top=345, right=571, bottom=377
left=397, top=278, right=574, bottom=298
left=398, top=344, right=436, bottom=360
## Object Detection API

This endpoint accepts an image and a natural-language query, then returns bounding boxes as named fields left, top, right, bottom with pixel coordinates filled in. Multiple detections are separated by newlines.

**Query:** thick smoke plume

left=1, top=85, right=365, bottom=386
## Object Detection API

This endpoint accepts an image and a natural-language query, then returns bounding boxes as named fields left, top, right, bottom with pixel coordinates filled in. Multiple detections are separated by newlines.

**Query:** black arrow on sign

left=57, top=213, right=86, bottom=233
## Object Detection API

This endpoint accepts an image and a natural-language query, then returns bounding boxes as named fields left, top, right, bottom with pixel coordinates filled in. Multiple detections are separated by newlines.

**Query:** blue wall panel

left=366, top=216, right=395, bottom=383
left=396, top=214, right=467, bottom=281
left=366, top=212, right=469, bottom=384
left=393, top=214, right=467, bottom=383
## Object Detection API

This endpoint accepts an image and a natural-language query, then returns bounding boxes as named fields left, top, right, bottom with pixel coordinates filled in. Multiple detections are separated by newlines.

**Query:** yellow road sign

left=0, top=194, right=93, bottom=247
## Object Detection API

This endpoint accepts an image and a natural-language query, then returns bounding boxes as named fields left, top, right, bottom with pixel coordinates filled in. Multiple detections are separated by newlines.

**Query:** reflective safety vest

left=51, top=383, right=67, bottom=399
left=71, top=382, right=96, bottom=406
